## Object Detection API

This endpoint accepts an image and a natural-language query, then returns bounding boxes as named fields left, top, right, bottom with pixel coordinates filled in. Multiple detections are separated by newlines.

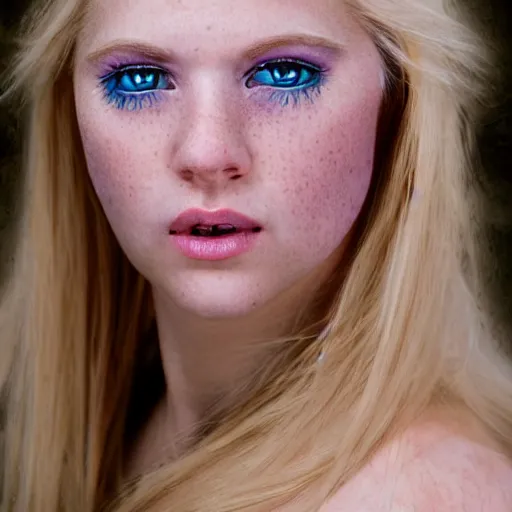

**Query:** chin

left=158, top=270, right=274, bottom=319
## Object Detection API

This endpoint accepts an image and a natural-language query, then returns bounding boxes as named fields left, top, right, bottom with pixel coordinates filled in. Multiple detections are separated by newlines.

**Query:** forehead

left=78, top=0, right=364, bottom=56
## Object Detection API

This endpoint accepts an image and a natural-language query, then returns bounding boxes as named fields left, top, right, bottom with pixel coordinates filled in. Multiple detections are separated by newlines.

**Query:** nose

left=171, top=88, right=252, bottom=192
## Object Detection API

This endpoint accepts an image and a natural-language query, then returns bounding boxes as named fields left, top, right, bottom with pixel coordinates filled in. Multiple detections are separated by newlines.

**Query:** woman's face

left=74, top=0, right=383, bottom=318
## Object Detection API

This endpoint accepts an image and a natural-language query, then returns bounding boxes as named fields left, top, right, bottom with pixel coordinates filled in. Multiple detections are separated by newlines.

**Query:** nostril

left=225, top=167, right=243, bottom=181
left=180, top=169, right=194, bottom=182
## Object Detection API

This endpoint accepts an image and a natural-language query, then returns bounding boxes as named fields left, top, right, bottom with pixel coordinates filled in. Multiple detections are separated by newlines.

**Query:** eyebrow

left=242, top=34, right=344, bottom=60
left=86, top=34, right=345, bottom=65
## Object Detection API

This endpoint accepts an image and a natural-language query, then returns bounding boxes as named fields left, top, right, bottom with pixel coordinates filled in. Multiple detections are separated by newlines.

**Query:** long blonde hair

left=2, top=0, right=512, bottom=510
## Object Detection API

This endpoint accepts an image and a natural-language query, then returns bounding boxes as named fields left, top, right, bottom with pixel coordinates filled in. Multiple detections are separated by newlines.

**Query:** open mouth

left=168, top=210, right=263, bottom=260
left=170, top=224, right=263, bottom=237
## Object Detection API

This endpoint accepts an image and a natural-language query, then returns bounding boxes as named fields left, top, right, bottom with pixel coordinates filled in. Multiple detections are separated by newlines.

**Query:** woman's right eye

left=100, top=65, right=174, bottom=111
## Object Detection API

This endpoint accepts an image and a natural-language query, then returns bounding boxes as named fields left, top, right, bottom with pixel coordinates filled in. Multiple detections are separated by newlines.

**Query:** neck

left=152, top=287, right=305, bottom=437
left=151, top=259, right=342, bottom=441
left=123, top=242, right=351, bottom=478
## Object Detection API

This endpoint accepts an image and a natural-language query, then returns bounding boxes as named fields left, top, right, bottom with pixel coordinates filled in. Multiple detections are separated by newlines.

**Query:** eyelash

left=98, top=59, right=327, bottom=112
left=99, top=65, right=171, bottom=111
left=245, top=59, right=326, bottom=108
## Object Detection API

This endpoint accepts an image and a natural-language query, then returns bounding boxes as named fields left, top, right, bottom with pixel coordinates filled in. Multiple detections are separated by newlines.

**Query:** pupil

left=125, top=71, right=156, bottom=91
left=273, top=64, right=298, bottom=85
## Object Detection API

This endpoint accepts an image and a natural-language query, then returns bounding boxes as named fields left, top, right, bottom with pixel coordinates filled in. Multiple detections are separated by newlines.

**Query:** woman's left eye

left=245, top=60, right=322, bottom=90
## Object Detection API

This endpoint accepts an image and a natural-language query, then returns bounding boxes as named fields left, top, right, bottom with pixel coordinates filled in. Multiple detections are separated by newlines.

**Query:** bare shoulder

left=321, top=420, right=512, bottom=512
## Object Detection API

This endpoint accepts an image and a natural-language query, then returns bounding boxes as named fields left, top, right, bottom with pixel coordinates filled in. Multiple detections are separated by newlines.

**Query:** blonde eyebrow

left=86, top=33, right=344, bottom=65
left=86, top=41, right=175, bottom=64
left=241, top=34, right=345, bottom=61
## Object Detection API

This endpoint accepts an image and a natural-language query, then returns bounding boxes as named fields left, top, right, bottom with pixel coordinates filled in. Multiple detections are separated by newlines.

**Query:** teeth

left=214, top=224, right=236, bottom=231
left=191, top=225, right=214, bottom=236
left=172, top=224, right=261, bottom=237
left=212, top=224, right=237, bottom=235
left=190, top=224, right=237, bottom=237
left=185, top=224, right=260, bottom=237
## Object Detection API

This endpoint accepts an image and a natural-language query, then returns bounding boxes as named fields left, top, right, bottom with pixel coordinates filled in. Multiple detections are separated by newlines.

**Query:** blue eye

left=245, top=59, right=325, bottom=107
left=100, top=65, right=173, bottom=111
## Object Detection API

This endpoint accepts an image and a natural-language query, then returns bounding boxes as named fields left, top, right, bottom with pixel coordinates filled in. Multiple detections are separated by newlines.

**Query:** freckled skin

left=70, top=3, right=512, bottom=505
left=74, top=0, right=383, bottom=318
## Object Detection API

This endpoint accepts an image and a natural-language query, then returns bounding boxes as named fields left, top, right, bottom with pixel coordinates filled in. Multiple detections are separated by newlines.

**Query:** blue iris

left=245, top=60, right=325, bottom=107
left=247, top=61, right=320, bottom=88
left=101, top=65, right=172, bottom=111
left=100, top=59, right=324, bottom=111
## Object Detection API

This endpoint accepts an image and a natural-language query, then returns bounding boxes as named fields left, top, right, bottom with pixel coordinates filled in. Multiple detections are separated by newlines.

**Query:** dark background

left=0, top=1, right=510, bottom=329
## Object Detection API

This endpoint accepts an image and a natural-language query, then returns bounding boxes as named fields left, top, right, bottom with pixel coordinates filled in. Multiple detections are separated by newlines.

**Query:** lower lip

left=170, top=231, right=261, bottom=261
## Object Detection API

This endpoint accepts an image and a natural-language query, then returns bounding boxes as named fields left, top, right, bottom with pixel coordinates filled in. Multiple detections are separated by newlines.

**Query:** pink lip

left=169, top=208, right=263, bottom=261
left=169, top=208, right=262, bottom=234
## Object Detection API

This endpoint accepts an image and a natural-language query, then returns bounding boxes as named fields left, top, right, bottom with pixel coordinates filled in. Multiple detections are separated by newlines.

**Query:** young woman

left=1, top=0, right=512, bottom=510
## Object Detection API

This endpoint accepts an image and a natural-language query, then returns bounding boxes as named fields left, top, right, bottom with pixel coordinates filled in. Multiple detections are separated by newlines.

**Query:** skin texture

left=74, top=0, right=381, bottom=318
left=73, top=0, right=512, bottom=509
left=320, top=410, right=512, bottom=511
left=74, top=0, right=382, bottom=437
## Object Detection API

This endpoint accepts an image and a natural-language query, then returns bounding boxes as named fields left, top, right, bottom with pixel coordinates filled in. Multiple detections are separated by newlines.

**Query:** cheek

left=265, top=99, right=379, bottom=255
left=76, top=110, right=161, bottom=235
left=80, top=132, right=121, bottom=203
left=300, top=132, right=374, bottom=232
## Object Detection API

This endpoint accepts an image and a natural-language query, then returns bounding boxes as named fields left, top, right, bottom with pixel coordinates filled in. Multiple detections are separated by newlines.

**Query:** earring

left=316, top=324, right=331, bottom=363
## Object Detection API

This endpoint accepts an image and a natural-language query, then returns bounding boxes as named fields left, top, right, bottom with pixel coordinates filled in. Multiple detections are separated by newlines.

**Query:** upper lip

left=169, top=208, right=262, bottom=234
